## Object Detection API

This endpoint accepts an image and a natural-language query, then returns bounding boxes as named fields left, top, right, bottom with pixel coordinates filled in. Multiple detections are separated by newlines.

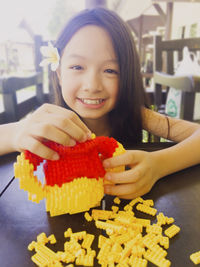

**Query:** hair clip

left=39, top=42, right=60, bottom=71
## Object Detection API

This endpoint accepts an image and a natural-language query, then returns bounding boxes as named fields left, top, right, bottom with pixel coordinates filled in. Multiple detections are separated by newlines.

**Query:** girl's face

left=57, top=25, right=119, bottom=120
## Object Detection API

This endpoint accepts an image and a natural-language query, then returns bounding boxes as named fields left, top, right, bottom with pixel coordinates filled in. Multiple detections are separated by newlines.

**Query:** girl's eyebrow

left=66, top=53, right=118, bottom=63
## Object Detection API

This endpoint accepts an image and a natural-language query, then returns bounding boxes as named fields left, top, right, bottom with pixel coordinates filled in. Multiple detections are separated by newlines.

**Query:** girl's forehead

left=62, top=25, right=116, bottom=60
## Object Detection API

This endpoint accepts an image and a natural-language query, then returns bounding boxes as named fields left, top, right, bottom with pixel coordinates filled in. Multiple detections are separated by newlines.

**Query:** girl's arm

left=142, top=107, right=200, bottom=177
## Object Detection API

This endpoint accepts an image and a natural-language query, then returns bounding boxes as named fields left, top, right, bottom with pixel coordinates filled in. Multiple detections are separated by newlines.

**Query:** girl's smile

left=77, top=97, right=107, bottom=109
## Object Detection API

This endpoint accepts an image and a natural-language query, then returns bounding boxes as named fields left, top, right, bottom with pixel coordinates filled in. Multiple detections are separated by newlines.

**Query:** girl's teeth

left=82, top=99, right=103, bottom=104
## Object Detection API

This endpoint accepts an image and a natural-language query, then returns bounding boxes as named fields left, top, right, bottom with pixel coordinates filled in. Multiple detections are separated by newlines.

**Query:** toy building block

left=136, top=203, right=157, bottom=216
left=48, top=234, right=57, bottom=244
left=143, top=199, right=154, bottom=207
left=190, top=250, right=200, bottom=265
left=164, top=224, right=180, bottom=238
left=64, top=228, right=72, bottom=238
left=113, top=197, right=121, bottom=204
left=111, top=205, right=119, bottom=213
left=75, top=254, right=94, bottom=266
left=30, top=242, right=60, bottom=266
left=129, top=256, right=148, bottom=267
left=131, top=245, right=145, bottom=258
left=37, top=232, right=48, bottom=244
left=129, top=197, right=144, bottom=207
left=81, top=234, right=95, bottom=249
left=146, top=224, right=163, bottom=235
left=70, top=231, right=86, bottom=241
left=144, top=249, right=171, bottom=267
left=97, top=239, right=112, bottom=264
left=124, top=204, right=132, bottom=211
left=84, top=211, right=93, bottom=222
left=114, top=213, right=135, bottom=226
left=159, top=236, right=169, bottom=250
left=92, top=209, right=115, bottom=220
left=95, top=220, right=126, bottom=235
left=28, top=241, right=37, bottom=251
left=156, top=212, right=175, bottom=226
left=110, top=232, right=135, bottom=245
left=14, top=136, right=126, bottom=216
left=143, top=234, right=167, bottom=258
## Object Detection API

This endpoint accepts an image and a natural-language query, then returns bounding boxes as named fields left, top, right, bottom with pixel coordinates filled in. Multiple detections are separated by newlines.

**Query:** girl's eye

left=105, top=69, right=118, bottom=74
left=70, top=65, right=83, bottom=70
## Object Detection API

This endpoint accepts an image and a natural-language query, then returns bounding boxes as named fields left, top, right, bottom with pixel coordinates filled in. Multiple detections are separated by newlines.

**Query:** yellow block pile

left=29, top=196, right=200, bottom=266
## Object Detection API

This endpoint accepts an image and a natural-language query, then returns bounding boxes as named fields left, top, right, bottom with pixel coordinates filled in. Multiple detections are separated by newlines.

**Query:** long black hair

left=51, top=8, right=147, bottom=147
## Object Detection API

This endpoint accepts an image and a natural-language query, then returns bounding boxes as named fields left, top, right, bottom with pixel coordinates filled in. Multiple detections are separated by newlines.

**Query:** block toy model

left=14, top=135, right=125, bottom=216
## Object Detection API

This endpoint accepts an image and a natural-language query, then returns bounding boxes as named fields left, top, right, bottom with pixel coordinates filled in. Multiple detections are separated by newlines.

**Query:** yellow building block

left=84, top=212, right=93, bottom=222
left=48, top=234, right=57, bottom=244
left=190, top=250, right=200, bottom=265
left=92, top=209, right=115, bottom=220
left=82, top=234, right=95, bottom=249
left=129, top=256, right=148, bottom=267
left=144, top=249, right=171, bottom=267
left=129, top=197, right=144, bottom=207
left=113, top=197, right=121, bottom=204
left=136, top=203, right=157, bottom=216
left=164, top=224, right=180, bottom=238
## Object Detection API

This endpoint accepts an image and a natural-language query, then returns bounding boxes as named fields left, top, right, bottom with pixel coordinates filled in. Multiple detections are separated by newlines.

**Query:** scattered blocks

left=28, top=197, right=182, bottom=266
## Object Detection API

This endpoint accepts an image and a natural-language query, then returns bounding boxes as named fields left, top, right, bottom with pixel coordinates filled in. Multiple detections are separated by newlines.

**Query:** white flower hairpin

left=39, top=42, right=60, bottom=71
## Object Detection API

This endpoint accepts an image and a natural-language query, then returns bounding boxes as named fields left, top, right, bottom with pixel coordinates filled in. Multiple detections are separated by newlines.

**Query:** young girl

left=1, top=8, right=200, bottom=199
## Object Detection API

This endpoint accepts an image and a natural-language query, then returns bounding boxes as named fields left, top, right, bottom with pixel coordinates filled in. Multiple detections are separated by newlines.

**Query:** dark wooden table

left=0, top=143, right=200, bottom=267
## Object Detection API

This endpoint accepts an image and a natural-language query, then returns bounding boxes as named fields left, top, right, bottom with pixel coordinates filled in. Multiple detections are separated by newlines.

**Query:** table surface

left=0, top=143, right=200, bottom=267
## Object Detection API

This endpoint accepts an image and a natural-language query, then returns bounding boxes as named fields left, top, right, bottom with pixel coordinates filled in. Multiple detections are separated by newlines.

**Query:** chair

left=153, top=35, right=200, bottom=121
left=0, top=73, right=45, bottom=123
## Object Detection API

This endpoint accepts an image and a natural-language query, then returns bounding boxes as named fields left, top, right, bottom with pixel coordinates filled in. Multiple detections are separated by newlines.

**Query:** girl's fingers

left=40, top=104, right=91, bottom=138
left=104, top=183, right=139, bottom=196
left=103, top=150, right=147, bottom=169
left=104, top=166, right=144, bottom=184
left=29, top=122, right=74, bottom=147
left=20, top=136, right=59, bottom=160
left=51, top=116, right=91, bottom=142
left=104, top=179, right=149, bottom=198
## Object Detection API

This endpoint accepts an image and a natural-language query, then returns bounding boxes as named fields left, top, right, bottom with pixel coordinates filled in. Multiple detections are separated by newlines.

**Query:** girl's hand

left=12, top=103, right=91, bottom=160
left=103, top=150, right=160, bottom=199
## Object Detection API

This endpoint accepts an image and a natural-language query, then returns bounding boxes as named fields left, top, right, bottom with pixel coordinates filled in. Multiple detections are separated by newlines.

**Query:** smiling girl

left=1, top=8, right=200, bottom=199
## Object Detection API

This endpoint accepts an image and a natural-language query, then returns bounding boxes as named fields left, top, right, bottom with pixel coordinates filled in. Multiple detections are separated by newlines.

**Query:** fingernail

left=87, top=132, right=92, bottom=139
left=52, top=153, right=59, bottom=161
left=69, top=139, right=76, bottom=146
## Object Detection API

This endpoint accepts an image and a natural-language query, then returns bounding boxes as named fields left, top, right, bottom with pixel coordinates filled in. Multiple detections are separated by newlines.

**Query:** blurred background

left=1, top=0, right=200, bottom=76
left=1, top=0, right=200, bottom=129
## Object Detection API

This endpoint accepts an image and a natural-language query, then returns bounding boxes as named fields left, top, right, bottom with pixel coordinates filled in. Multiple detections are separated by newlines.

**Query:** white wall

left=172, top=3, right=200, bottom=39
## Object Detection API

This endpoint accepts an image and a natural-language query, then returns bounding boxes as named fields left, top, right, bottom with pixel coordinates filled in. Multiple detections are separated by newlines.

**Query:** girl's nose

left=82, top=70, right=103, bottom=92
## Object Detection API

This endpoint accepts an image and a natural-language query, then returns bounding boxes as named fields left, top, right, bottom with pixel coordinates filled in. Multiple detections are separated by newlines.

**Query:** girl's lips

left=77, top=98, right=106, bottom=108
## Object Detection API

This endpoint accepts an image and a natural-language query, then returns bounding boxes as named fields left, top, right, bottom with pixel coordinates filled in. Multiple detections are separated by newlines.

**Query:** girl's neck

left=83, top=116, right=110, bottom=137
